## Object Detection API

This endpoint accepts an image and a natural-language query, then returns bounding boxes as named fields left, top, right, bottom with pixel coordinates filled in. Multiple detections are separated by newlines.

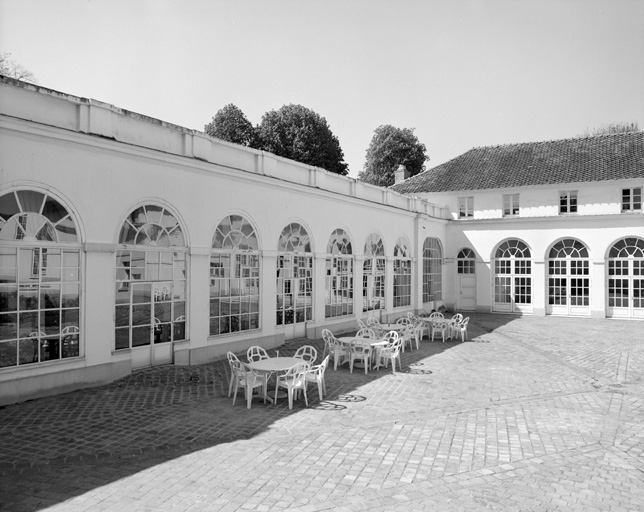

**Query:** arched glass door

left=547, top=239, right=590, bottom=316
left=276, top=223, right=312, bottom=338
left=325, top=229, right=353, bottom=318
left=210, top=215, right=260, bottom=336
left=363, top=234, right=385, bottom=313
left=114, top=205, right=187, bottom=368
left=607, top=237, right=644, bottom=319
left=393, top=237, right=411, bottom=308
left=0, top=190, right=81, bottom=368
left=493, top=239, right=532, bottom=313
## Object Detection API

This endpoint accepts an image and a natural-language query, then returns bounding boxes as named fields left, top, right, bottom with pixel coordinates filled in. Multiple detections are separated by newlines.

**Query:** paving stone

left=0, top=314, right=642, bottom=511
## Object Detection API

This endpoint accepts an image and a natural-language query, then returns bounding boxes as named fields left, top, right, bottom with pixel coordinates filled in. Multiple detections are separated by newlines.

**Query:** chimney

left=394, top=164, right=409, bottom=184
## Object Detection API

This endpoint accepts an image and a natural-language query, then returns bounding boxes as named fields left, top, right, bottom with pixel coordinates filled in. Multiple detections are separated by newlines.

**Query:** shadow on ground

left=0, top=313, right=520, bottom=511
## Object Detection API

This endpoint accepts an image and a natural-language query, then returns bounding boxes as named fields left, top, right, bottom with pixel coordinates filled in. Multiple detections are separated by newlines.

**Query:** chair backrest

left=321, top=329, right=336, bottom=350
left=402, top=325, right=417, bottom=338
left=227, top=351, right=240, bottom=365
left=62, top=326, right=79, bottom=334
left=231, top=360, right=253, bottom=379
left=284, top=361, right=309, bottom=379
left=294, top=345, right=318, bottom=364
left=451, top=313, right=464, bottom=324
left=355, top=327, right=375, bottom=339
left=247, top=345, right=269, bottom=363
left=395, top=317, right=411, bottom=326
left=383, top=331, right=399, bottom=344
left=461, top=317, right=470, bottom=329
left=366, top=317, right=381, bottom=327
left=357, top=319, right=367, bottom=329
left=429, top=312, right=444, bottom=319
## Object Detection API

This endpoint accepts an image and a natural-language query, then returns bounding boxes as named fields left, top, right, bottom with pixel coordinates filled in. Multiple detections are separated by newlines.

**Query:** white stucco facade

left=1, top=77, right=642, bottom=406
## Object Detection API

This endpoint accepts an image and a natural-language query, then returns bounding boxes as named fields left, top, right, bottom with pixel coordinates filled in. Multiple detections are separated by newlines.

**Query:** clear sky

left=1, top=0, right=643, bottom=178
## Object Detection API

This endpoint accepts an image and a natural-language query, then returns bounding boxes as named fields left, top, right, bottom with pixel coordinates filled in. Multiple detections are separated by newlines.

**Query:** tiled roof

left=390, top=132, right=644, bottom=194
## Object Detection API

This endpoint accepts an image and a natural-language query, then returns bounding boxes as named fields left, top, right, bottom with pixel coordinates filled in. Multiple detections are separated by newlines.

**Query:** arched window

left=547, top=239, right=590, bottom=316
left=422, top=237, right=442, bottom=303
left=276, top=223, right=313, bottom=325
left=325, top=229, right=353, bottom=318
left=393, top=237, right=412, bottom=307
left=363, top=234, right=385, bottom=312
left=0, top=190, right=81, bottom=367
left=115, top=205, right=187, bottom=365
left=493, top=239, right=532, bottom=312
left=210, top=215, right=260, bottom=336
left=607, top=237, right=644, bottom=318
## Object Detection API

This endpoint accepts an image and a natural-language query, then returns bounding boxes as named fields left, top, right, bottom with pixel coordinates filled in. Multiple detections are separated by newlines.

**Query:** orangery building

left=1, top=76, right=642, bottom=405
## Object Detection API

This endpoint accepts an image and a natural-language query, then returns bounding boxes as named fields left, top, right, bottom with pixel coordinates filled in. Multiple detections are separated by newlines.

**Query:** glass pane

left=131, top=326, right=151, bottom=347
left=155, top=301, right=171, bottom=323
left=132, top=283, right=151, bottom=304
left=115, top=328, right=130, bottom=350
left=19, top=285, right=39, bottom=311
left=115, top=284, right=130, bottom=305
left=41, top=309, right=60, bottom=334
left=41, top=338, right=60, bottom=361
left=0, top=285, right=18, bottom=312
left=115, top=305, right=130, bottom=328
left=0, top=192, right=20, bottom=219
left=61, top=284, right=80, bottom=308
left=0, top=313, right=17, bottom=341
left=61, top=309, right=79, bottom=330
left=19, top=337, right=39, bottom=364
left=0, top=340, right=17, bottom=368
left=132, top=304, right=151, bottom=326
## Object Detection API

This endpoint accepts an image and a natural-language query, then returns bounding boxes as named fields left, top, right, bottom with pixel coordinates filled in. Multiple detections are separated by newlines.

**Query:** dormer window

left=503, top=194, right=520, bottom=217
left=622, top=187, right=642, bottom=213
left=458, top=196, right=474, bottom=218
left=559, top=191, right=578, bottom=214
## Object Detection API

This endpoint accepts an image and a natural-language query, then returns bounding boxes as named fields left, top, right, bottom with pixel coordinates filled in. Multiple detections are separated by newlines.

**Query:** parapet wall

left=0, top=76, right=447, bottom=219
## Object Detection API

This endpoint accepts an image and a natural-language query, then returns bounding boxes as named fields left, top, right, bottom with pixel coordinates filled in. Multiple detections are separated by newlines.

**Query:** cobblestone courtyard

left=1, top=314, right=643, bottom=511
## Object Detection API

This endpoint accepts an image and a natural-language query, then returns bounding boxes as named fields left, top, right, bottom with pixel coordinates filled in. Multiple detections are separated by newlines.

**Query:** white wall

left=0, top=79, right=448, bottom=405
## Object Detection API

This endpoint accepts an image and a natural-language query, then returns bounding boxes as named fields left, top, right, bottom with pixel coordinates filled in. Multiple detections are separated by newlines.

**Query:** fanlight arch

left=0, top=190, right=79, bottom=243
left=119, top=204, right=185, bottom=247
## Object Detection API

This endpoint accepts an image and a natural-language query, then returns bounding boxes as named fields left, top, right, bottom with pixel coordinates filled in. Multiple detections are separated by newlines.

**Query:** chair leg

left=232, top=384, right=239, bottom=406
left=301, top=385, right=308, bottom=406
left=246, top=385, right=252, bottom=409
left=288, top=388, right=294, bottom=410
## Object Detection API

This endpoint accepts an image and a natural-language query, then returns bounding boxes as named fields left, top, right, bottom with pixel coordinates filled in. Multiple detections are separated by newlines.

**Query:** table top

left=246, top=357, right=304, bottom=372
left=338, top=336, right=388, bottom=347
left=378, top=323, right=407, bottom=332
